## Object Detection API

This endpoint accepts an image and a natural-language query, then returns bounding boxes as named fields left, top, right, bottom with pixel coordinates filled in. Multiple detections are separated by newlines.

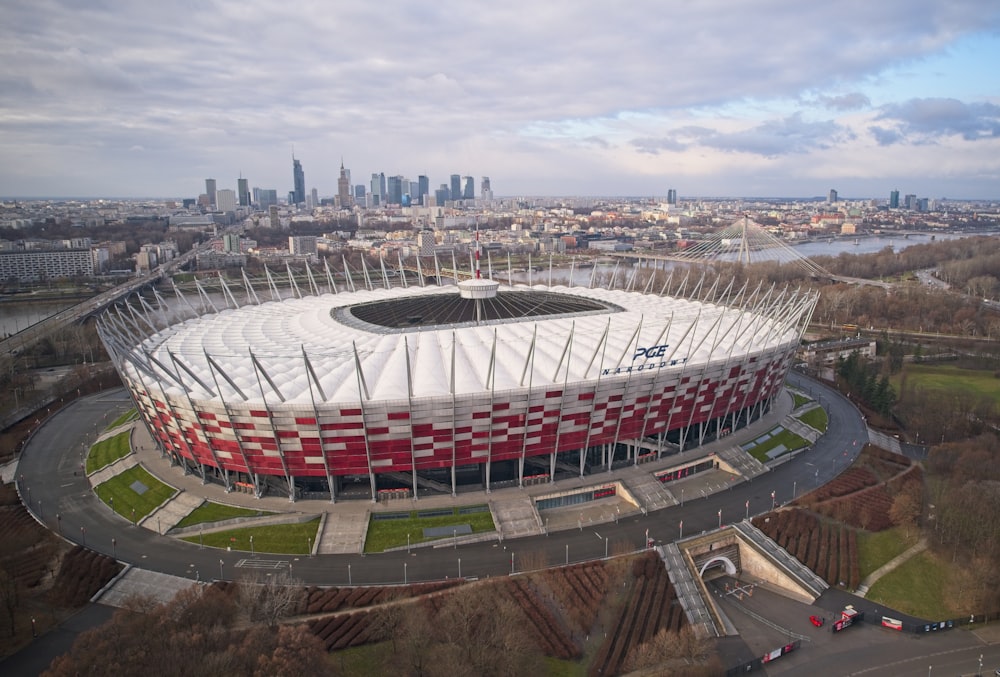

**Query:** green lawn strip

left=747, top=429, right=809, bottom=463
left=95, top=465, right=176, bottom=522
left=85, top=431, right=133, bottom=474
left=331, top=643, right=391, bottom=675
left=866, top=551, right=951, bottom=619
left=180, top=518, right=320, bottom=555
left=856, top=527, right=918, bottom=579
left=791, top=392, right=811, bottom=409
left=364, top=508, right=496, bottom=554
left=173, top=501, right=276, bottom=529
left=892, top=364, right=1000, bottom=402
left=543, top=656, right=587, bottom=676
left=107, top=409, right=139, bottom=430
left=796, top=406, right=828, bottom=432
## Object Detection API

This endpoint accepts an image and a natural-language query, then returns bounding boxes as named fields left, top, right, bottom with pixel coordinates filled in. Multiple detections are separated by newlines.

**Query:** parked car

left=809, top=615, right=824, bottom=627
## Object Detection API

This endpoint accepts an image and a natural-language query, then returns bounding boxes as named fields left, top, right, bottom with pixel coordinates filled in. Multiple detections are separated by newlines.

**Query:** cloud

left=816, top=93, right=872, bottom=111
left=0, top=0, right=998, bottom=197
left=631, top=116, right=848, bottom=157
left=874, top=97, right=1000, bottom=142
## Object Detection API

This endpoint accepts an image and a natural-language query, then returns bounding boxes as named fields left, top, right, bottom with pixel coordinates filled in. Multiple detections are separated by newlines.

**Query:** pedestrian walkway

left=855, top=538, right=928, bottom=597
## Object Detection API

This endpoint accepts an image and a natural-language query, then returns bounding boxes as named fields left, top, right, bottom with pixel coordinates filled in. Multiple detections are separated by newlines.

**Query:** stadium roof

left=107, top=282, right=815, bottom=406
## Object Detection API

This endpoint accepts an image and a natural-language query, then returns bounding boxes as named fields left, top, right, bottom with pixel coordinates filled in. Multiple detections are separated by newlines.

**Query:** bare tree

left=236, top=570, right=305, bottom=628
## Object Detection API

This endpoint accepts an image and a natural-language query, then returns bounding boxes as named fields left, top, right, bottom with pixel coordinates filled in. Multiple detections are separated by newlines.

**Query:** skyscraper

left=481, top=177, right=492, bottom=201
left=666, top=189, right=677, bottom=205
left=828, top=189, right=838, bottom=203
left=237, top=177, right=250, bottom=207
left=215, top=189, right=237, bottom=212
left=417, top=175, right=429, bottom=204
left=370, top=173, right=382, bottom=207
left=387, top=176, right=404, bottom=205
left=205, top=179, right=217, bottom=209
left=337, top=160, right=352, bottom=208
left=435, top=184, right=450, bottom=207
left=889, top=190, right=900, bottom=209
left=292, top=158, right=306, bottom=204
left=463, top=176, right=474, bottom=200
left=450, top=174, right=461, bottom=201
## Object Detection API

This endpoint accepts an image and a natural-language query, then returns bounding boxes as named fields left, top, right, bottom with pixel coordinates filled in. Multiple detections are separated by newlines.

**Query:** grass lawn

left=892, top=363, right=1000, bottom=403
left=866, top=550, right=951, bottom=619
left=796, top=406, right=828, bottom=432
left=107, top=409, right=139, bottom=430
left=856, top=527, right=919, bottom=579
left=364, top=507, right=496, bottom=553
left=180, top=518, right=320, bottom=554
left=747, top=429, right=809, bottom=463
left=174, top=501, right=276, bottom=529
left=85, top=431, right=133, bottom=474
left=95, top=465, right=176, bottom=522
left=791, top=392, right=811, bottom=408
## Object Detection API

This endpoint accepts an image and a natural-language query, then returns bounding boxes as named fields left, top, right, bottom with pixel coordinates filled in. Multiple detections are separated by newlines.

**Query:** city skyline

left=2, top=1, right=999, bottom=200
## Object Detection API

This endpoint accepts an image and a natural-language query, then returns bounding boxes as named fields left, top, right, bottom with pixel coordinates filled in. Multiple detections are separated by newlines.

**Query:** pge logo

left=633, top=344, right=669, bottom=361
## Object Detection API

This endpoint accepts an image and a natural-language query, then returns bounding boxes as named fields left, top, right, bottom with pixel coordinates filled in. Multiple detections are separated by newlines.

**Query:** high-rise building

left=435, top=184, right=450, bottom=207
left=310, top=187, right=319, bottom=208
left=269, top=205, right=280, bottom=228
left=417, top=229, right=436, bottom=256
left=889, top=190, right=900, bottom=209
left=450, top=174, right=461, bottom=201
left=904, top=194, right=918, bottom=210
left=292, top=157, right=305, bottom=204
left=828, top=189, right=838, bottom=203
left=337, top=160, right=352, bottom=208
left=417, top=175, right=429, bottom=204
left=257, top=189, right=278, bottom=210
left=463, top=176, right=474, bottom=200
left=215, top=189, right=237, bottom=212
left=387, top=176, right=405, bottom=205
left=370, top=173, right=382, bottom=207
left=481, top=177, right=492, bottom=201
left=289, top=235, right=317, bottom=256
left=666, top=189, right=677, bottom=205
left=237, top=177, right=250, bottom=207
left=205, top=179, right=217, bottom=208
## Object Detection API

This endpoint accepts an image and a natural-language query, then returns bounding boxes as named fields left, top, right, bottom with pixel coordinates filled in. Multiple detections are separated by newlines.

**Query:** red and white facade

left=98, top=271, right=817, bottom=501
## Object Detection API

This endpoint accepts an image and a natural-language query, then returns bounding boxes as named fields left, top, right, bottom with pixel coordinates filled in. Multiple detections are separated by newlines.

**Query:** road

left=16, top=372, right=865, bottom=587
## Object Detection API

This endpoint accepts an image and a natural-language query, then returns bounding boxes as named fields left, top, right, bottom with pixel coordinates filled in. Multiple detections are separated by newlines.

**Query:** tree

left=889, top=481, right=922, bottom=537
left=236, top=570, right=304, bottom=628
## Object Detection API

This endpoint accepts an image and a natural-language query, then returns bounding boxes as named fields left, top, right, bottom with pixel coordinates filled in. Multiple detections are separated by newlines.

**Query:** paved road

left=16, top=372, right=865, bottom=587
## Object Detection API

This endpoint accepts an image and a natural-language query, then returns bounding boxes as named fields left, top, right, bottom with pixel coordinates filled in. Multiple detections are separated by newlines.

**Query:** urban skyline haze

left=2, top=1, right=999, bottom=200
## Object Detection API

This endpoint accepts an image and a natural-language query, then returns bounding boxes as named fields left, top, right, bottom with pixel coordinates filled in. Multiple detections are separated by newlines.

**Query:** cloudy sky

left=2, top=1, right=999, bottom=200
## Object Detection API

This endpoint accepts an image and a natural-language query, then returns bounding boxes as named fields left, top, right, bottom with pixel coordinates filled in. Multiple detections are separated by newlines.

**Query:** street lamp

left=407, top=532, right=410, bottom=554
left=565, top=543, right=569, bottom=565
left=680, top=488, right=684, bottom=507
left=219, top=559, right=224, bottom=580
left=250, top=535, right=254, bottom=557
left=745, top=499, right=750, bottom=521
left=308, top=537, right=312, bottom=556
left=80, top=526, right=86, bottom=546
left=604, top=536, right=609, bottom=559
left=404, top=562, right=408, bottom=584
left=718, top=509, right=722, bottom=528
left=56, top=513, right=61, bottom=534
left=792, top=481, right=797, bottom=500
left=511, top=552, right=515, bottom=574
left=348, top=564, right=352, bottom=586
left=679, top=520, right=683, bottom=539
left=112, top=537, right=116, bottom=559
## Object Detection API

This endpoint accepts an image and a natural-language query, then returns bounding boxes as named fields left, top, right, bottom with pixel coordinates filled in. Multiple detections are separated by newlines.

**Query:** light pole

left=511, top=552, right=515, bottom=574
left=680, top=488, right=684, bottom=507
left=565, top=543, right=569, bottom=565
left=80, top=526, right=86, bottom=546
left=404, top=562, right=407, bottom=584
left=112, top=537, right=116, bottom=559
left=792, top=481, right=797, bottom=500
left=679, top=520, right=683, bottom=539
left=219, top=559, right=224, bottom=580
left=110, top=496, right=114, bottom=514
left=56, top=513, right=61, bottom=534
left=458, top=558, right=462, bottom=579
left=771, top=490, right=776, bottom=509
left=718, top=509, right=722, bottom=528
left=745, top=499, right=749, bottom=521
left=604, top=537, right=609, bottom=559
left=199, top=528, right=204, bottom=549
left=407, top=532, right=410, bottom=554
left=348, top=564, right=352, bottom=586
left=250, top=535, right=254, bottom=557
left=308, top=537, right=312, bottom=556
left=453, top=529, right=457, bottom=549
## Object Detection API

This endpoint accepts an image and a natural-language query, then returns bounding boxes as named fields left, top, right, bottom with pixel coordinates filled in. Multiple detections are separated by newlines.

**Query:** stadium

left=97, top=259, right=818, bottom=501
